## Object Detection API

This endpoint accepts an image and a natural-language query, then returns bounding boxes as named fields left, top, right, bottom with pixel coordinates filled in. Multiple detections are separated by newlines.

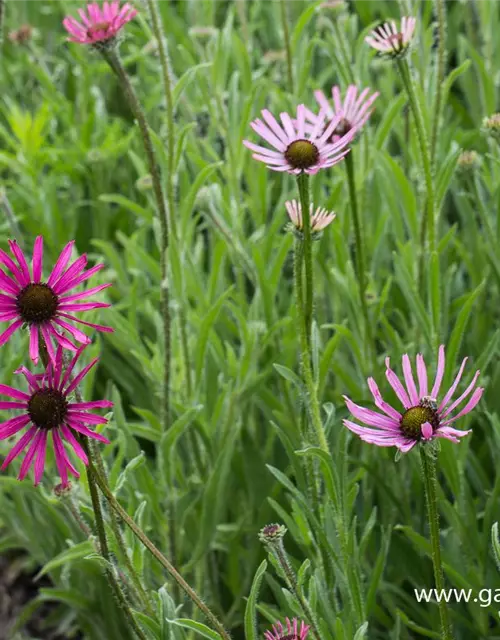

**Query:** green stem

left=345, top=150, right=374, bottom=365
left=90, top=461, right=231, bottom=640
left=420, top=447, right=453, bottom=640
left=101, top=48, right=171, bottom=432
left=297, top=173, right=313, bottom=342
left=280, top=0, right=294, bottom=94
left=398, top=59, right=435, bottom=252
left=430, top=0, right=446, bottom=166
left=292, top=223, right=329, bottom=455
left=85, top=447, right=148, bottom=640
left=294, top=241, right=321, bottom=509
left=271, top=541, right=322, bottom=640
left=90, top=440, right=155, bottom=617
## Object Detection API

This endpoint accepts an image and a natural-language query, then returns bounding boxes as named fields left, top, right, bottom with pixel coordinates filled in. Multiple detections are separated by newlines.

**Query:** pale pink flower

left=265, top=618, right=310, bottom=640
left=0, top=237, right=113, bottom=365
left=308, top=85, right=379, bottom=142
left=344, top=346, right=483, bottom=453
left=285, top=199, right=336, bottom=233
left=0, top=346, right=112, bottom=486
left=243, top=104, right=355, bottom=175
left=63, top=1, right=137, bottom=46
left=365, top=17, right=416, bottom=57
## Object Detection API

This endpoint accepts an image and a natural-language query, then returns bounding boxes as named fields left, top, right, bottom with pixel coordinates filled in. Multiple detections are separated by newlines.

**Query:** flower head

left=8, top=24, right=34, bottom=46
left=365, top=17, right=416, bottom=58
left=243, top=105, right=355, bottom=175
left=309, top=85, right=379, bottom=143
left=0, top=237, right=113, bottom=365
left=343, top=346, right=483, bottom=453
left=63, top=1, right=137, bottom=47
left=285, top=200, right=336, bottom=238
left=483, top=113, right=500, bottom=142
left=265, top=618, right=310, bottom=640
left=0, top=346, right=112, bottom=486
left=457, top=150, right=481, bottom=173
left=258, top=523, right=287, bottom=545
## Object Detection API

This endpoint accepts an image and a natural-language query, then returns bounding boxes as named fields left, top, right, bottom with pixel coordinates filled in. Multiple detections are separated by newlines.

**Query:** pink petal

left=440, top=369, right=480, bottom=419
left=442, top=388, right=484, bottom=425
left=0, top=249, right=26, bottom=286
left=66, top=419, right=110, bottom=444
left=421, top=421, right=433, bottom=440
left=367, top=377, right=403, bottom=420
left=52, top=255, right=88, bottom=293
left=1, top=426, right=37, bottom=469
left=57, top=263, right=105, bottom=294
left=385, top=358, right=411, bottom=409
left=32, top=236, right=43, bottom=283
left=0, top=384, right=30, bottom=401
left=8, top=240, right=31, bottom=284
left=70, top=400, right=113, bottom=410
left=60, top=424, right=89, bottom=465
left=402, top=354, right=419, bottom=405
left=66, top=410, right=108, bottom=425
left=0, top=414, right=31, bottom=439
left=18, top=429, right=44, bottom=481
left=0, top=319, right=23, bottom=346
left=431, top=345, right=446, bottom=398
left=64, top=357, right=99, bottom=396
left=29, top=326, right=39, bottom=365
left=47, top=241, right=75, bottom=287
left=33, top=430, right=48, bottom=485
left=344, top=396, right=400, bottom=430
left=57, top=312, right=114, bottom=333
left=416, top=354, right=428, bottom=398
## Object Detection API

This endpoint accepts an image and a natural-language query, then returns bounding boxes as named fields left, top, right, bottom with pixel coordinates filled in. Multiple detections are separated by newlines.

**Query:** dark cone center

left=28, top=389, right=68, bottom=430
left=334, top=117, right=352, bottom=137
left=16, top=283, right=58, bottom=324
left=400, top=401, right=439, bottom=440
left=87, top=21, right=111, bottom=38
left=387, top=32, right=404, bottom=49
left=285, top=140, right=319, bottom=169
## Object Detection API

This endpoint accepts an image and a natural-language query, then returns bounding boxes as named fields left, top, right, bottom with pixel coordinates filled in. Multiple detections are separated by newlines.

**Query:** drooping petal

left=1, top=426, right=37, bottom=470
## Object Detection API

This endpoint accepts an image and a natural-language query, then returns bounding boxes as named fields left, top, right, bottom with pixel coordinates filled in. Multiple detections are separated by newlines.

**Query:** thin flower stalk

left=420, top=447, right=453, bottom=640
left=430, top=0, right=447, bottom=166
left=345, top=150, right=374, bottom=365
left=84, top=442, right=148, bottom=640
left=260, top=526, right=321, bottom=640
left=280, top=0, right=294, bottom=94
left=294, top=178, right=330, bottom=456
left=99, top=47, right=171, bottom=430
left=89, top=461, right=231, bottom=639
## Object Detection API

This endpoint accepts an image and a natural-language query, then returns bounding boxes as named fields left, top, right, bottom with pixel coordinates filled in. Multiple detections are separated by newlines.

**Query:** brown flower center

left=387, top=32, right=404, bottom=49
left=87, top=21, right=111, bottom=37
left=16, top=283, right=58, bottom=324
left=285, top=140, right=319, bottom=169
left=400, top=398, right=439, bottom=440
left=28, top=389, right=68, bottom=430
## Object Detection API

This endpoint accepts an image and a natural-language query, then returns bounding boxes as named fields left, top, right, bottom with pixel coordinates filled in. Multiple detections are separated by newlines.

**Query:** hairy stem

left=85, top=445, right=148, bottom=640
left=101, top=48, right=171, bottom=432
left=345, top=150, right=374, bottom=365
left=430, top=0, right=446, bottom=166
left=420, top=447, right=453, bottom=640
left=295, top=177, right=330, bottom=456
left=90, top=461, right=231, bottom=640
left=280, top=0, right=294, bottom=94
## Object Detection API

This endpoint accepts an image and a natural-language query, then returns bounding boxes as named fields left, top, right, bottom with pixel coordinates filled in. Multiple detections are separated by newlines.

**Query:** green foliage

left=1, top=1, right=500, bottom=639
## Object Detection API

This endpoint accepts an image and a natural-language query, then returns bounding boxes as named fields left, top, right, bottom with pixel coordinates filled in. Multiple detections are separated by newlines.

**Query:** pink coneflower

left=0, top=237, right=112, bottom=365
left=265, top=618, right=310, bottom=640
left=285, top=199, right=336, bottom=235
left=365, top=17, right=416, bottom=57
left=343, top=346, right=483, bottom=453
left=243, top=105, right=355, bottom=175
left=310, top=85, right=379, bottom=142
left=63, top=1, right=137, bottom=46
left=0, top=346, right=112, bottom=486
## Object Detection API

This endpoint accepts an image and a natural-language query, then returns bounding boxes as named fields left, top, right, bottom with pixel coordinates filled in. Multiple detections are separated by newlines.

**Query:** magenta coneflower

left=243, top=105, right=355, bottom=175
left=264, top=618, right=310, bottom=640
left=0, top=346, right=112, bottom=486
left=343, top=346, right=483, bottom=453
left=63, top=1, right=137, bottom=46
left=0, top=237, right=112, bottom=365
left=310, top=85, right=379, bottom=141
left=285, top=199, right=336, bottom=234
left=365, top=17, right=416, bottom=57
